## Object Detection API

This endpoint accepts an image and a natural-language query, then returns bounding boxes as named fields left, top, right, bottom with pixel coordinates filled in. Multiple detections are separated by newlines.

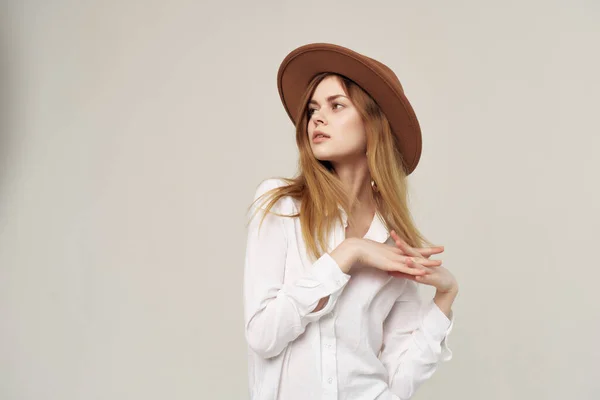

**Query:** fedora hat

left=276, top=42, right=423, bottom=175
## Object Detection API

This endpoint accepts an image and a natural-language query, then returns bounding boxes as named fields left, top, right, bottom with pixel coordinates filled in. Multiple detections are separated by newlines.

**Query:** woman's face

left=307, top=76, right=367, bottom=163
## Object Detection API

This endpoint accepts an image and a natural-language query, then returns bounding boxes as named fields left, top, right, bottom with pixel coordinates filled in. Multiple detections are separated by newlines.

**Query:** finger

left=390, top=268, right=433, bottom=285
left=415, top=274, right=432, bottom=284
left=413, top=246, right=445, bottom=259
left=386, top=246, right=424, bottom=263
left=393, top=260, right=428, bottom=275
left=390, top=230, right=423, bottom=258
left=406, top=258, right=434, bottom=275
left=388, top=250, right=443, bottom=267
left=389, top=248, right=440, bottom=267
left=391, top=232, right=444, bottom=264
left=389, top=247, right=406, bottom=255
left=388, top=250, right=432, bottom=275
left=404, top=259, right=437, bottom=286
left=388, top=244, right=443, bottom=261
left=390, top=251, right=423, bottom=268
left=390, top=252, right=426, bottom=270
left=388, top=271, right=418, bottom=281
left=399, top=267, right=428, bottom=276
left=390, top=230, right=444, bottom=260
left=390, top=230, right=422, bottom=258
left=402, top=256, right=442, bottom=267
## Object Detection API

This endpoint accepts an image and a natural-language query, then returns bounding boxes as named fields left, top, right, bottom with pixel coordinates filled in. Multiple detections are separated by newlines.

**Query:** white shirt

left=244, top=178, right=454, bottom=400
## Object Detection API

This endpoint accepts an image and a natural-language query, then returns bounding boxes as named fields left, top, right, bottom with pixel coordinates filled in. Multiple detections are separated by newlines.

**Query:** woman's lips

left=313, top=135, right=330, bottom=143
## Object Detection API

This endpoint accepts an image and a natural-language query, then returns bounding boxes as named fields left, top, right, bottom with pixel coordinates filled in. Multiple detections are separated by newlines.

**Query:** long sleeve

left=378, top=278, right=454, bottom=400
left=243, top=179, right=351, bottom=359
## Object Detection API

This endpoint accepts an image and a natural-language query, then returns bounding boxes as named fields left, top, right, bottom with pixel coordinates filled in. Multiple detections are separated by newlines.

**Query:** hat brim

left=277, top=43, right=422, bottom=175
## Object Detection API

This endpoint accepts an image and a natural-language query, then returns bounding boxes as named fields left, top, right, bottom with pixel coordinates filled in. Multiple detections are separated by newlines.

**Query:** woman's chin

left=312, top=149, right=336, bottom=162
left=312, top=145, right=363, bottom=163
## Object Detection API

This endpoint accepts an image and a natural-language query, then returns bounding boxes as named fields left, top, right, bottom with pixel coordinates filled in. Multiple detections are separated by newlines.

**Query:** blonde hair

left=248, top=72, right=433, bottom=262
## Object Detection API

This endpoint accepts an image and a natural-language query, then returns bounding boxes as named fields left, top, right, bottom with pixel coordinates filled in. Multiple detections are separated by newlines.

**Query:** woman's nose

left=312, top=110, right=326, bottom=125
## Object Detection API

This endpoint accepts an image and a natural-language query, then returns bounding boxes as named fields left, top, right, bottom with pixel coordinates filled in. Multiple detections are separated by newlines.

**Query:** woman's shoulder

left=252, top=177, right=297, bottom=212
left=253, top=177, right=289, bottom=197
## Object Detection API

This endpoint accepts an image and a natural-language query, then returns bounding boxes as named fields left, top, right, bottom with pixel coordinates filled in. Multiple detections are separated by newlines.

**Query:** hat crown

left=367, top=57, right=405, bottom=94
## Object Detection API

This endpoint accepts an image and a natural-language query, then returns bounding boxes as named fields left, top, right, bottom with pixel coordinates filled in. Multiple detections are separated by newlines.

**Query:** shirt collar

left=336, top=205, right=390, bottom=243
left=364, top=210, right=390, bottom=243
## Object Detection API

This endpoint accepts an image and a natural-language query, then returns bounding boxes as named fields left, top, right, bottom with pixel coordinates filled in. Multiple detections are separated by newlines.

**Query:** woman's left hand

left=387, top=230, right=458, bottom=293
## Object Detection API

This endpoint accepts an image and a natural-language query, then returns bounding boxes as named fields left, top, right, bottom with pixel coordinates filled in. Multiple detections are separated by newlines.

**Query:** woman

left=243, top=43, right=458, bottom=400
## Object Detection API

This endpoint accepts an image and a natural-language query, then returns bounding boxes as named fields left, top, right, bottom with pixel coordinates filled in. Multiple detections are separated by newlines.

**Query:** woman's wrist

left=433, top=286, right=458, bottom=318
left=330, top=238, right=360, bottom=274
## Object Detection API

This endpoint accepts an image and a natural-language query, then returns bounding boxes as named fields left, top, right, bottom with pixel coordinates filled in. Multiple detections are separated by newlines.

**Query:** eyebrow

left=308, top=94, right=348, bottom=106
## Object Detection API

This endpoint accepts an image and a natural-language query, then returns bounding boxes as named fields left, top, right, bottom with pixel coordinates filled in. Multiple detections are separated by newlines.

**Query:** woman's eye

left=307, top=103, right=343, bottom=117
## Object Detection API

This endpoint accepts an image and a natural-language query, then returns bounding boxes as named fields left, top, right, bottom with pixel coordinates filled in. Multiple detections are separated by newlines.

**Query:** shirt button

left=328, top=377, right=333, bottom=384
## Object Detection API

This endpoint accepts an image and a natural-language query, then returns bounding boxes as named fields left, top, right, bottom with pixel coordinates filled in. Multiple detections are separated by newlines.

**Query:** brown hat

left=276, top=42, right=423, bottom=175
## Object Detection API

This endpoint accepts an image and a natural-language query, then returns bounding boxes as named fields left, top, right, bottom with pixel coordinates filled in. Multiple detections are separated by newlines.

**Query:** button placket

left=321, top=210, right=344, bottom=399
left=320, top=313, right=339, bottom=398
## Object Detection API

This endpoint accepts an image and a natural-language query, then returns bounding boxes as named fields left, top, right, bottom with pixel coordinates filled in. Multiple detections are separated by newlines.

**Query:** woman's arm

left=378, top=279, right=454, bottom=400
left=243, top=179, right=352, bottom=359
left=434, top=288, right=458, bottom=318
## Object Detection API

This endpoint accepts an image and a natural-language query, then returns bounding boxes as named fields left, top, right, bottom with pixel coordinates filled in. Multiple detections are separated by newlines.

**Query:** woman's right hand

left=331, top=237, right=442, bottom=275
left=354, top=238, right=442, bottom=275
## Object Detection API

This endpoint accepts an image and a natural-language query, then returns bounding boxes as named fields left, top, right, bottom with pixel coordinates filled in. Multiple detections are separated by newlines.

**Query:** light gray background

left=1, top=1, right=599, bottom=399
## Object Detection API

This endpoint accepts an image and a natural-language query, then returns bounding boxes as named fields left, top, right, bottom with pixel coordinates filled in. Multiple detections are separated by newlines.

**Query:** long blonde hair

left=248, top=72, right=433, bottom=262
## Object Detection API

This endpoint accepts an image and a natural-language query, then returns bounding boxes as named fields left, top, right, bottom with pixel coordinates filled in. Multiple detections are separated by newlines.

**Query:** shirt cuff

left=421, top=300, right=453, bottom=342
left=309, top=252, right=351, bottom=290
left=284, top=252, right=351, bottom=321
